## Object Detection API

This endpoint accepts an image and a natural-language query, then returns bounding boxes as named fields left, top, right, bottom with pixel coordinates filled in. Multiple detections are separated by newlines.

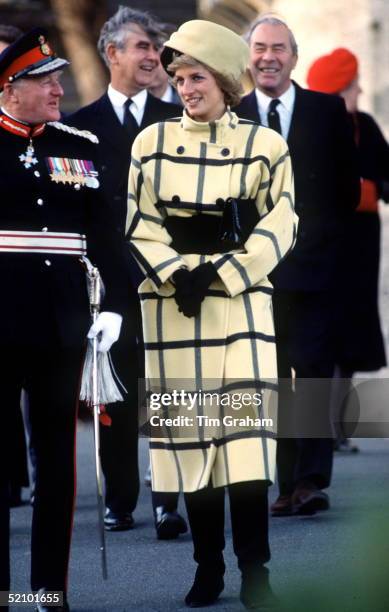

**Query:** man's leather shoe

left=35, top=589, right=69, bottom=611
left=292, top=483, right=330, bottom=515
left=270, top=494, right=294, bottom=517
left=104, top=508, right=134, bottom=531
left=36, top=604, right=69, bottom=612
left=240, top=565, right=279, bottom=609
left=154, top=506, right=188, bottom=540
left=185, top=565, right=224, bottom=607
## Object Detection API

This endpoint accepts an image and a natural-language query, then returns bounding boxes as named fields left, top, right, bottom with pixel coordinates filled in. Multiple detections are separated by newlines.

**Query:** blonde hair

left=168, top=53, right=243, bottom=107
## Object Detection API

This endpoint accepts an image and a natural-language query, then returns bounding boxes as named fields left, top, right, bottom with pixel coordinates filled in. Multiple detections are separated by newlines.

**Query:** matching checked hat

left=306, top=48, right=358, bottom=94
left=0, top=27, right=69, bottom=91
left=161, top=19, right=249, bottom=82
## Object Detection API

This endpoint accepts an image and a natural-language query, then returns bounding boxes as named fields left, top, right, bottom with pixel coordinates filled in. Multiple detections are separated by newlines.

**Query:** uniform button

left=221, top=148, right=230, bottom=156
left=42, top=227, right=48, bottom=232
left=176, top=146, right=185, bottom=154
left=172, top=195, right=180, bottom=203
left=37, top=198, right=44, bottom=205
left=216, top=198, right=224, bottom=207
left=101, top=165, right=107, bottom=172
left=44, top=259, right=51, bottom=266
left=34, top=170, right=40, bottom=177
left=74, top=183, right=81, bottom=190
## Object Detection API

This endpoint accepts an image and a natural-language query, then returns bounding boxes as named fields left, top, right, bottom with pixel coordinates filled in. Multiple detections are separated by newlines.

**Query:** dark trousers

left=273, top=290, right=335, bottom=495
left=100, top=313, right=140, bottom=513
left=184, top=481, right=270, bottom=571
left=0, top=345, right=83, bottom=592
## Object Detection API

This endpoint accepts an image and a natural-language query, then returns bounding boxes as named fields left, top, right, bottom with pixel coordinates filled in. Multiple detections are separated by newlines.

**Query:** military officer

left=0, top=29, right=124, bottom=612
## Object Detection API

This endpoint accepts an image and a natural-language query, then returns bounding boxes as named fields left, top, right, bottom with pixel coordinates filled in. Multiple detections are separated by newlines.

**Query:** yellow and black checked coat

left=126, top=110, right=298, bottom=492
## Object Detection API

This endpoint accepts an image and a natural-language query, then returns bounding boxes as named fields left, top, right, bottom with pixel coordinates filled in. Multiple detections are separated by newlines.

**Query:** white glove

left=87, top=311, right=122, bottom=353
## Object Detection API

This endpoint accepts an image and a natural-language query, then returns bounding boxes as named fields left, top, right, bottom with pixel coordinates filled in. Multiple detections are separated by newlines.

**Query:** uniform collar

left=181, top=108, right=239, bottom=138
left=0, top=108, right=45, bottom=138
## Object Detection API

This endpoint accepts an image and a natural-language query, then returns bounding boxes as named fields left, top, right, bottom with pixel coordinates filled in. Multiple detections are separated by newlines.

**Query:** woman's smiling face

left=174, top=64, right=226, bottom=122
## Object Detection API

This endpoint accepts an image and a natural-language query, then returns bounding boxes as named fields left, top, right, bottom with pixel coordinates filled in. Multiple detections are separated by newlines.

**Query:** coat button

left=34, top=170, right=40, bottom=177
left=101, top=165, right=107, bottom=171
left=216, top=198, right=224, bottom=207
left=42, top=227, right=48, bottom=232
left=221, top=148, right=230, bottom=156
left=37, top=198, right=44, bottom=205
left=74, top=183, right=80, bottom=190
left=176, top=146, right=185, bottom=154
left=172, top=195, right=180, bottom=203
left=44, top=259, right=51, bottom=266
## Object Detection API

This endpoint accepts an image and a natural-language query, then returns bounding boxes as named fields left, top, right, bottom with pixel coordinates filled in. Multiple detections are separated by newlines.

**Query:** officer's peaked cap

left=0, top=27, right=69, bottom=91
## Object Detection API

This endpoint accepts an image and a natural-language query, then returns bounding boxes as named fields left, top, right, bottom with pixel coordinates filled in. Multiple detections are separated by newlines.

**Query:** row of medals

left=19, top=141, right=100, bottom=189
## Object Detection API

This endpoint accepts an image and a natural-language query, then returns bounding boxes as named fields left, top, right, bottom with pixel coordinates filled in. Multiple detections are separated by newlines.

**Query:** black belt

left=162, top=198, right=259, bottom=255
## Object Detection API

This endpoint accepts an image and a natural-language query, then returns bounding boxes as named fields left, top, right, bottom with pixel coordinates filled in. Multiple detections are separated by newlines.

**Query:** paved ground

left=8, top=206, right=389, bottom=611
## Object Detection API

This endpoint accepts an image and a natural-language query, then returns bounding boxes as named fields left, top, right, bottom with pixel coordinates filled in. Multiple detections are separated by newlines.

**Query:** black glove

left=173, top=263, right=218, bottom=318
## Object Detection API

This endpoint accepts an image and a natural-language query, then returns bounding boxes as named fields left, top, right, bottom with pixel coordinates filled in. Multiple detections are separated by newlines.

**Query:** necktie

left=267, top=98, right=282, bottom=135
left=123, top=99, right=139, bottom=136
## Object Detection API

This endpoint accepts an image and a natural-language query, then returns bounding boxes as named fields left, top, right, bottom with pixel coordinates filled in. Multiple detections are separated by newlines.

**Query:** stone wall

left=271, top=0, right=389, bottom=136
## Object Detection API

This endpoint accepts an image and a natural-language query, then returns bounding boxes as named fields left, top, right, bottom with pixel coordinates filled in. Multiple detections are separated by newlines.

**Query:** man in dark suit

left=67, top=6, right=187, bottom=539
left=235, top=15, right=360, bottom=516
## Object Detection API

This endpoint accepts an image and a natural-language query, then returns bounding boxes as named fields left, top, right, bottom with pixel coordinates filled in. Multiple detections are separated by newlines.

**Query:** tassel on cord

left=79, top=255, right=126, bottom=406
left=80, top=340, right=126, bottom=405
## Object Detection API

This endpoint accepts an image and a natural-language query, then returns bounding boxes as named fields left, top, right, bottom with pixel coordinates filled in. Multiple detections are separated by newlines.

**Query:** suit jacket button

left=221, top=148, right=230, bottom=156
left=177, top=146, right=185, bottom=154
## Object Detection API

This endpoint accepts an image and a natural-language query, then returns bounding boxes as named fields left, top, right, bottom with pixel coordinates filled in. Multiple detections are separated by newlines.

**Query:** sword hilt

left=89, top=266, right=101, bottom=313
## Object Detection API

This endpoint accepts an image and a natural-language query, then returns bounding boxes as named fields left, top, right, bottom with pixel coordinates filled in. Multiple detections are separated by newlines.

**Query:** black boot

left=240, top=564, right=279, bottom=609
left=185, top=563, right=225, bottom=608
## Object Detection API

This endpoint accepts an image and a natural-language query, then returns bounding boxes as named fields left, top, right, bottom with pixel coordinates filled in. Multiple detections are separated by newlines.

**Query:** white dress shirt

left=107, top=84, right=147, bottom=127
left=255, top=83, right=295, bottom=139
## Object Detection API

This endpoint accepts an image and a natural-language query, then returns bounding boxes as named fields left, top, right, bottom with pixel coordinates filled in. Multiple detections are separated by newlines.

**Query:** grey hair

left=97, top=5, right=163, bottom=66
left=247, top=14, right=298, bottom=56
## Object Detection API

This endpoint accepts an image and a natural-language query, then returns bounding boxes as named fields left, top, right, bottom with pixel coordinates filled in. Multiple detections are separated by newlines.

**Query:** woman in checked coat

left=126, top=20, right=298, bottom=609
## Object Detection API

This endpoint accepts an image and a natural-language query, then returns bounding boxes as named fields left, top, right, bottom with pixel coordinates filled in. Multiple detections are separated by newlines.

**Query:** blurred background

left=0, top=0, right=388, bottom=134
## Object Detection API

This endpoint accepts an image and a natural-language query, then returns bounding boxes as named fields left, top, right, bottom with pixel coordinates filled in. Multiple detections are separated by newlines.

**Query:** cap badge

left=38, top=35, right=52, bottom=56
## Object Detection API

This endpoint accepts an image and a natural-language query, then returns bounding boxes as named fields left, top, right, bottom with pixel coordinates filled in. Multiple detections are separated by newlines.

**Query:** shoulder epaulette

left=47, top=121, right=99, bottom=144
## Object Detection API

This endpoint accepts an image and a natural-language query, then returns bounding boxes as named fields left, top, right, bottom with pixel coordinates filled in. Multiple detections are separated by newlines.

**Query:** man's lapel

left=94, top=93, right=132, bottom=154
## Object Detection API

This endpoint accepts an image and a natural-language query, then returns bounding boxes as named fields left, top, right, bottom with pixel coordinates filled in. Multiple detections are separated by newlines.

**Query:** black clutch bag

left=163, top=197, right=259, bottom=255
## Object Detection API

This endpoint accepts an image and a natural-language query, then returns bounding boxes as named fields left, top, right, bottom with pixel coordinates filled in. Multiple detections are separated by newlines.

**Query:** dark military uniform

left=0, top=114, right=125, bottom=594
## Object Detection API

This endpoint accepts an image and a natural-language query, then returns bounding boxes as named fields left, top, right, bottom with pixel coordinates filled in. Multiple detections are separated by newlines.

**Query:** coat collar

left=181, top=108, right=239, bottom=141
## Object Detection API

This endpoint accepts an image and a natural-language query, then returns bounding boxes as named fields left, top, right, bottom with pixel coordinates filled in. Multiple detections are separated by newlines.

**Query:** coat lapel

left=287, top=82, right=307, bottom=153
left=93, top=94, right=132, bottom=154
